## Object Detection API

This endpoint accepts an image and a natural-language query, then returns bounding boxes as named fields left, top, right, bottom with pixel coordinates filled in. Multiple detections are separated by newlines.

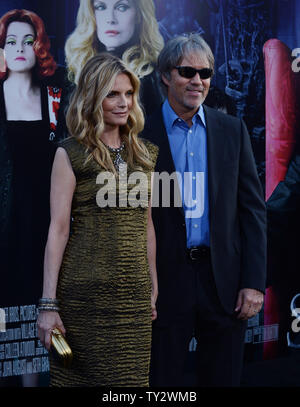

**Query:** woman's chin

left=100, top=39, right=131, bottom=53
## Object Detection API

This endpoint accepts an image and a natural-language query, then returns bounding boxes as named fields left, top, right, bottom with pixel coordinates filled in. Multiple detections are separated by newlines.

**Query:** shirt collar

left=162, top=99, right=206, bottom=135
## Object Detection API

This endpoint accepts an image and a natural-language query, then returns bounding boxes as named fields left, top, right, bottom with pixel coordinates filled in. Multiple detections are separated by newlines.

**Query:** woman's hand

left=151, top=287, right=158, bottom=321
left=37, top=311, right=66, bottom=350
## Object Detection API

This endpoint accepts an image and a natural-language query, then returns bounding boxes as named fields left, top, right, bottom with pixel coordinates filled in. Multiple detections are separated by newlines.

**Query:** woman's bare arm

left=37, top=147, right=76, bottom=349
left=147, top=173, right=158, bottom=321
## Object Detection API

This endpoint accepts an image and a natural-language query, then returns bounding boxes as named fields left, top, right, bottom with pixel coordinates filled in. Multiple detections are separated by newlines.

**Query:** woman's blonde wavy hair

left=66, top=53, right=153, bottom=173
left=65, top=0, right=164, bottom=84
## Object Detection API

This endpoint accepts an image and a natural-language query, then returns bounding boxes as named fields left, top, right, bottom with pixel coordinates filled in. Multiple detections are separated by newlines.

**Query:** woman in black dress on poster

left=0, top=9, right=64, bottom=386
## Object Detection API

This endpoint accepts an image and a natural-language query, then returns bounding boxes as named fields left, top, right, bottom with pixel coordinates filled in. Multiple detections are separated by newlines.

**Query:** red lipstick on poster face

left=15, top=57, right=26, bottom=61
left=105, top=30, right=119, bottom=35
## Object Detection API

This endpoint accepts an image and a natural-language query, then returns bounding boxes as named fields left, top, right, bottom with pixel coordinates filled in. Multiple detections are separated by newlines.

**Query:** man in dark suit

left=142, top=34, right=266, bottom=386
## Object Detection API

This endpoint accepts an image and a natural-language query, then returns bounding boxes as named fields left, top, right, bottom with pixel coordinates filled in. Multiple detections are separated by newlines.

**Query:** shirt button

left=189, top=130, right=192, bottom=134
left=194, top=224, right=198, bottom=228
left=190, top=152, right=194, bottom=156
left=192, top=176, right=196, bottom=180
left=193, top=200, right=197, bottom=204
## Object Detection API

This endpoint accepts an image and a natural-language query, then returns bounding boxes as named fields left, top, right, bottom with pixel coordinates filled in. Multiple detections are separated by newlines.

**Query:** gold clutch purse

left=51, top=328, right=73, bottom=368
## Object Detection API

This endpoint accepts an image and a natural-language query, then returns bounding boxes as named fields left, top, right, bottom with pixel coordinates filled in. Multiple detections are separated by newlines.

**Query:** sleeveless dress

left=50, top=136, right=158, bottom=387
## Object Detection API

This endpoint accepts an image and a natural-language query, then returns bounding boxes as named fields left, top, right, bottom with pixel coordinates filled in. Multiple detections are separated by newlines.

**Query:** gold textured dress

left=50, top=136, right=158, bottom=387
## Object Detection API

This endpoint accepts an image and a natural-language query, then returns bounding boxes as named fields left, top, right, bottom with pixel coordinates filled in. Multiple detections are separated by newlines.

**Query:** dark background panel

left=0, top=0, right=299, bottom=386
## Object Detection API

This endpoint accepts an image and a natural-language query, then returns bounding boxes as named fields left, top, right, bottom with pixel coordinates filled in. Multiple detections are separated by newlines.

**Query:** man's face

left=163, top=52, right=211, bottom=116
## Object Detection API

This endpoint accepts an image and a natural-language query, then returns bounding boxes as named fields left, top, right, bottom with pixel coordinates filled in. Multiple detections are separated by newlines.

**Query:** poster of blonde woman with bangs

left=65, top=0, right=165, bottom=115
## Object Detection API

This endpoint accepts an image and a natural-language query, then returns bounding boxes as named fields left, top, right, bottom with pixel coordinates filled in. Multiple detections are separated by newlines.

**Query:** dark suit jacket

left=142, top=105, right=266, bottom=324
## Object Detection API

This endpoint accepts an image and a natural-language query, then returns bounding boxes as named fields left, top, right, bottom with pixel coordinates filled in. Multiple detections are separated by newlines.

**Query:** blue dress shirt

left=162, top=99, right=210, bottom=248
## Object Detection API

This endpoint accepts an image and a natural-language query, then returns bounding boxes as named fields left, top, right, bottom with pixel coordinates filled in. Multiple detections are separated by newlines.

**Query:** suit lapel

left=147, top=106, right=227, bottom=220
left=147, top=109, right=176, bottom=174
left=146, top=109, right=185, bottom=218
left=203, top=105, right=226, bottom=218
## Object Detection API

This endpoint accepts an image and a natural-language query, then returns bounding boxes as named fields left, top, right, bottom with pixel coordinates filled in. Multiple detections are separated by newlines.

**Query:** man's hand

left=235, top=288, right=264, bottom=320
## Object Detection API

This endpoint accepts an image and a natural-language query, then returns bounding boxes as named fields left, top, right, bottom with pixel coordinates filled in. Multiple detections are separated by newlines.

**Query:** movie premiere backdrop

left=0, top=0, right=299, bottom=387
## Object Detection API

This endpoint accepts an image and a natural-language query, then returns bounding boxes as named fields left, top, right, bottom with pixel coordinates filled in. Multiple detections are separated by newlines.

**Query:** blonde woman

left=37, top=53, right=158, bottom=387
left=65, top=0, right=164, bottom=115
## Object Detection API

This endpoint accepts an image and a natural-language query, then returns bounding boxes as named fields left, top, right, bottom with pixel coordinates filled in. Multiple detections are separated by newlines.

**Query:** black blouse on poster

left=0, top=81, right=58, bottom=307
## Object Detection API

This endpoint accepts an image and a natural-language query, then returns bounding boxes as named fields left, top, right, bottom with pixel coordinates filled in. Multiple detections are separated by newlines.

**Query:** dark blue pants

left=150, top=256, right=247, bottom=387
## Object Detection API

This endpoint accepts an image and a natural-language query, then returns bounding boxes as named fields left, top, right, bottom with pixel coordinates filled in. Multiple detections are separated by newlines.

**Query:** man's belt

left=187, top=245, right=210, bottom=261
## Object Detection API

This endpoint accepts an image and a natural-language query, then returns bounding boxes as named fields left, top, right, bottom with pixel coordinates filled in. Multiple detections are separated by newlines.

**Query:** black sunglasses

left=174, top=66, right=213, bottom=79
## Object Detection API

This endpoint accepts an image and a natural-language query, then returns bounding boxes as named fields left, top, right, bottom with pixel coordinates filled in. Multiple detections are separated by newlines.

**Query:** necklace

left=104, top=142, right=126, bottom=172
